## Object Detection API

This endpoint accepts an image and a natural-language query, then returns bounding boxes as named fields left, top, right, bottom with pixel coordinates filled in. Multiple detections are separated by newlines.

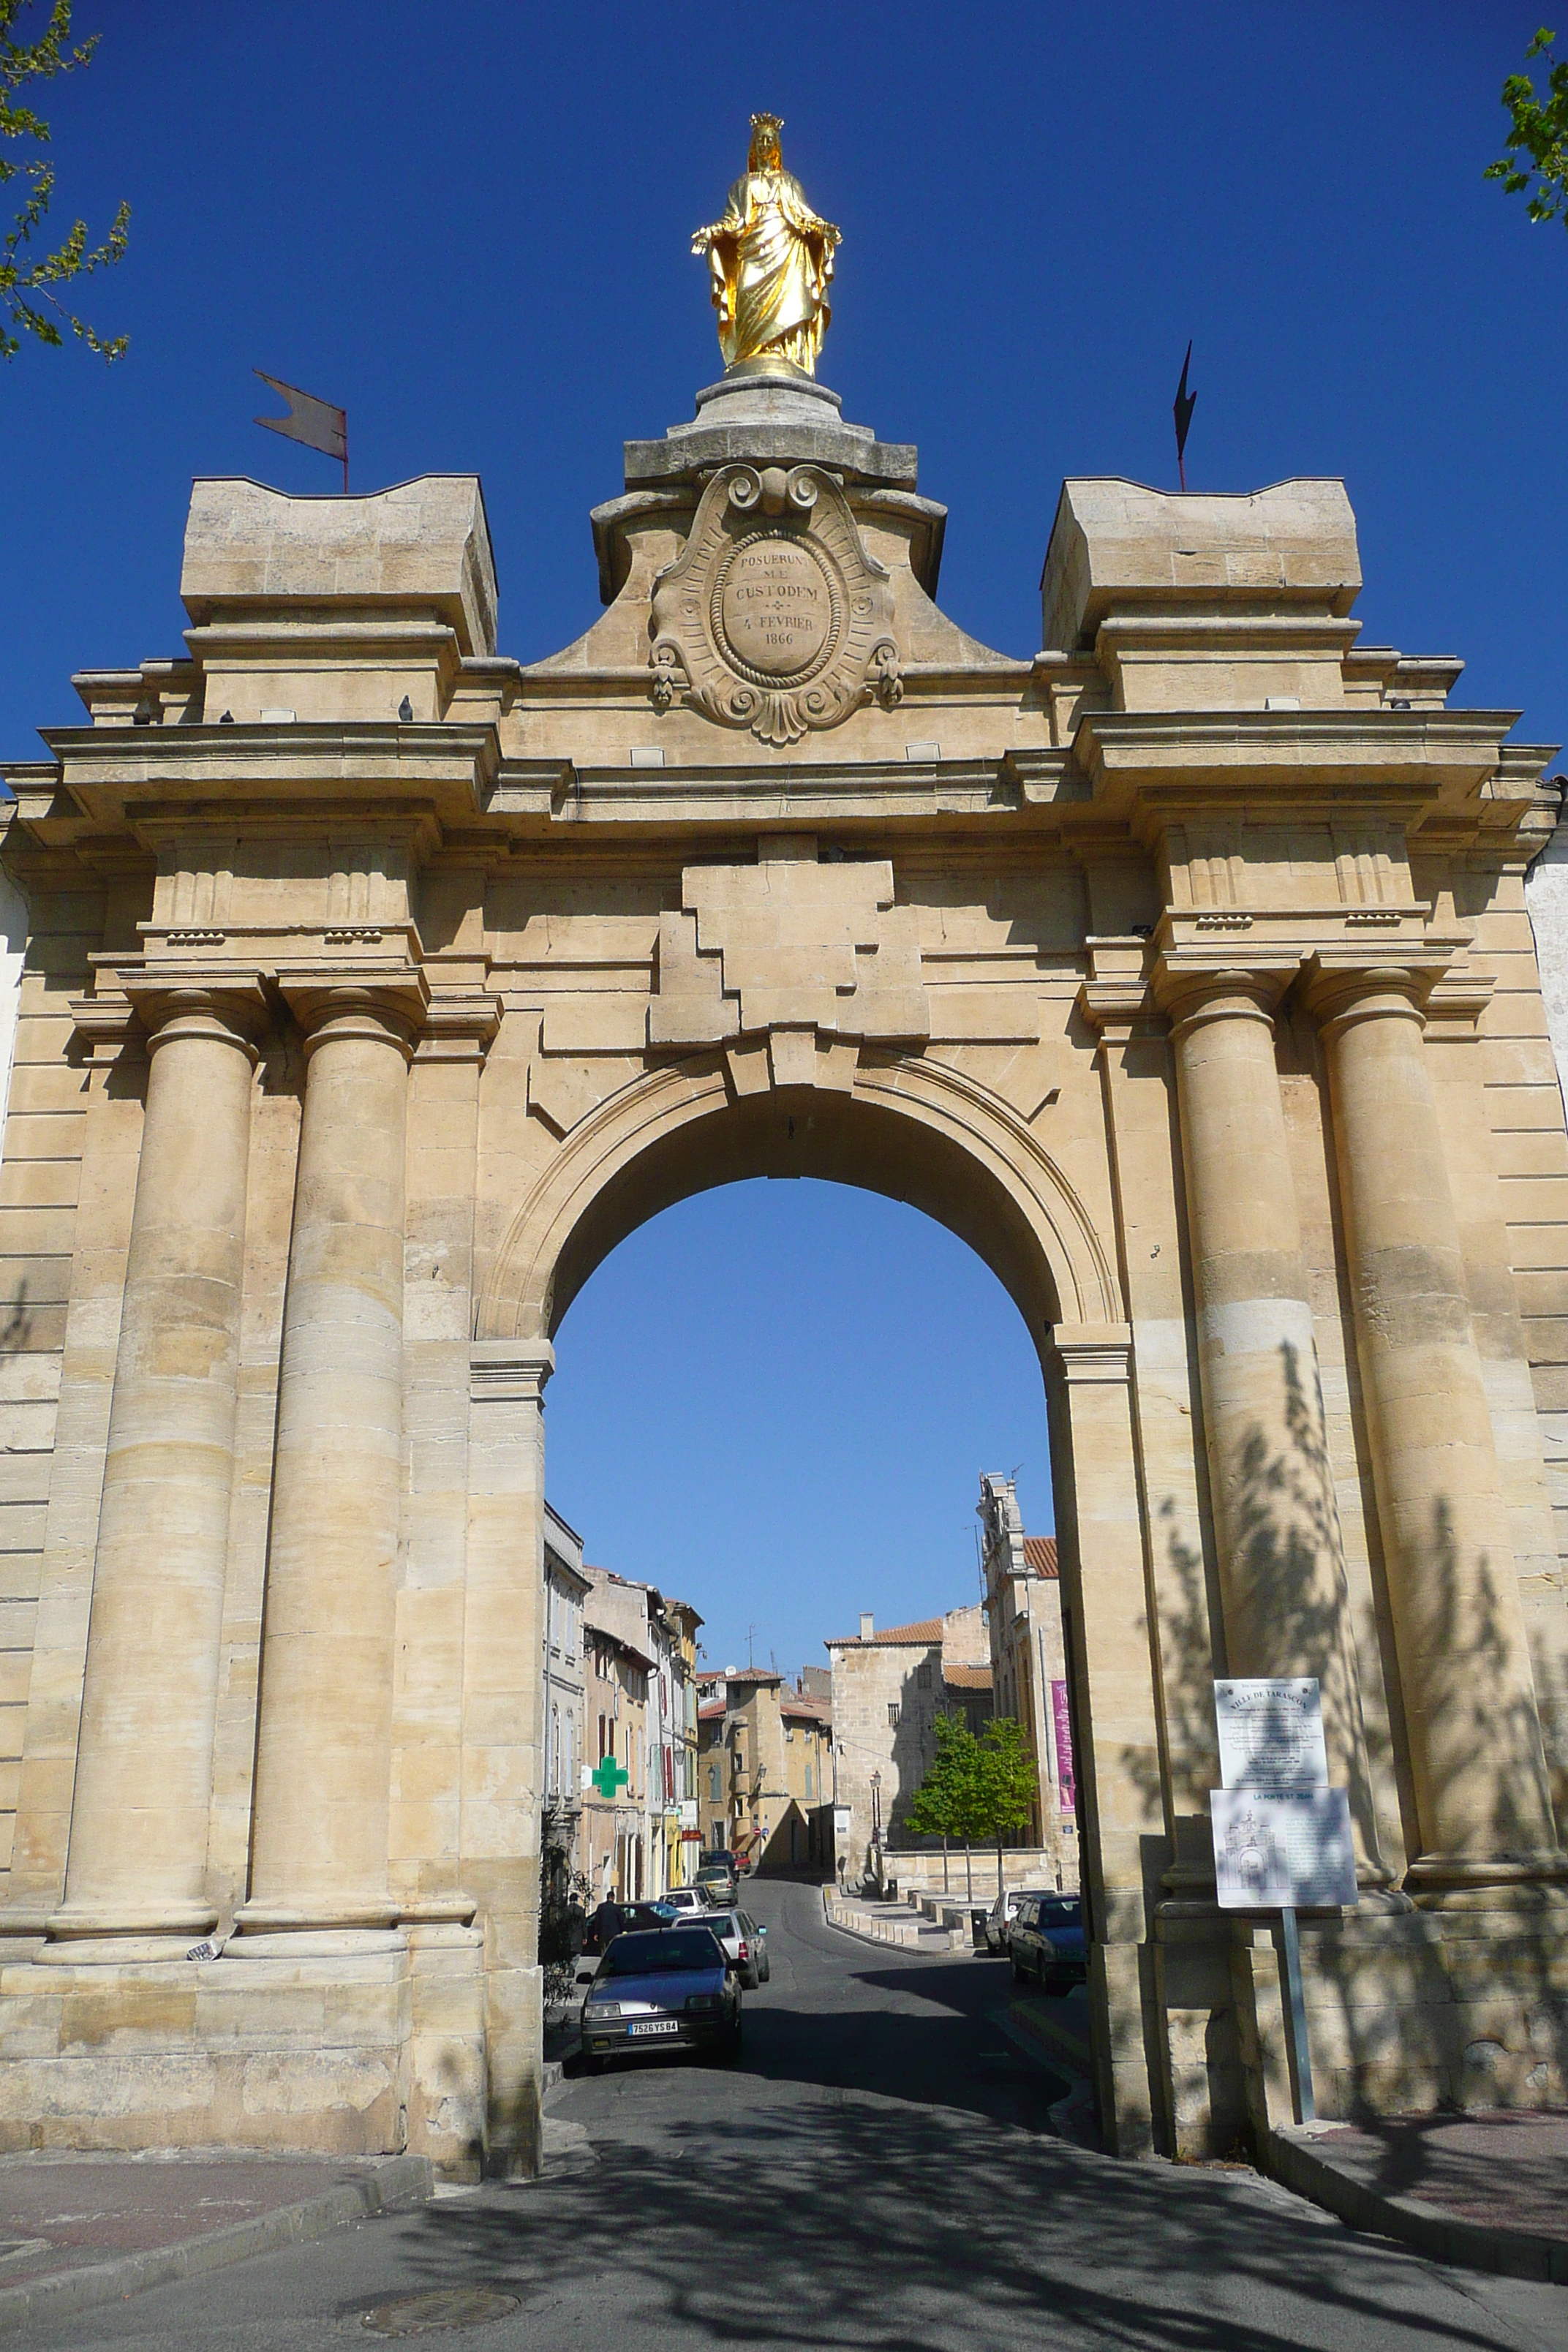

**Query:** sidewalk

left=0, top=2150, right=431, bottom=2335
left=1270, top=2110, right=1568, bottom=2283
left=821, top=1889, right=965, bottom=1953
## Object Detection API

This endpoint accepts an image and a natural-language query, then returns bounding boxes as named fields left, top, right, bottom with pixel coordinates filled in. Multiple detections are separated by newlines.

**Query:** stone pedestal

left=0, top=1926, right=486, bottom=2176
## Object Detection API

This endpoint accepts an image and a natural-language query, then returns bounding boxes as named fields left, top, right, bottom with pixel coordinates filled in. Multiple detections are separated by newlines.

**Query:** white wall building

left=542, top=1504, right=590, bottom=1875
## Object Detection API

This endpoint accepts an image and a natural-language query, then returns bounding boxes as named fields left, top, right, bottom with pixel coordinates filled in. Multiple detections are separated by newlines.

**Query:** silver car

left=984, top=1885, right=1060, bottom=1955
left=699, top=1907, right=769, bottom=1989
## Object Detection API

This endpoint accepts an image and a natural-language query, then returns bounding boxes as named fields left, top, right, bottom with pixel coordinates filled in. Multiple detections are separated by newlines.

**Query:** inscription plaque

left=715, top=535, right=835, bottom=682
left=649, top=463, right=902, bottom=747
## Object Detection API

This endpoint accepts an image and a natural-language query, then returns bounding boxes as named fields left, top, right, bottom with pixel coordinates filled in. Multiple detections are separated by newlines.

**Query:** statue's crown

left=749, top=111, right=783, bottom=138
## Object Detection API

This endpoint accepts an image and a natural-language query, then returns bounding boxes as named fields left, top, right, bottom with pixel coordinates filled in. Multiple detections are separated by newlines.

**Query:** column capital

left=1300, top=955, right=1433, bottom=1039
left=71, top=967, right=269, bottom=1062
left=470, top=1339, right=555, bottom=1405
left=1049, top=1324, right=1133, bottom=1383
left=126, top=973, right=270, bottom=1065
left=279, top=963, right=429, bottom=1061
left=415, top=991, right=501, bottom=1066
left=1150, top=956, right=1289, bottom=1041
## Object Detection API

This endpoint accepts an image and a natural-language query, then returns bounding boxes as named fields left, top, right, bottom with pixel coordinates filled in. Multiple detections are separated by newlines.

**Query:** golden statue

left=693, top=115, right=841, bottom=377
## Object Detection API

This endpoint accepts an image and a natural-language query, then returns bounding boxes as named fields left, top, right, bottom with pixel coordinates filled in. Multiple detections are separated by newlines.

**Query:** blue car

left=1009, top=1893, right=1086, bottom=1995
left=580, top=1925, right=742, bottom=2068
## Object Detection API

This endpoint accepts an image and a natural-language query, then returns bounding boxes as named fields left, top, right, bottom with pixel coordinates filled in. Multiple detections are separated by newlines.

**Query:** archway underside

left=479, top=1052, right=1121, bottom=1352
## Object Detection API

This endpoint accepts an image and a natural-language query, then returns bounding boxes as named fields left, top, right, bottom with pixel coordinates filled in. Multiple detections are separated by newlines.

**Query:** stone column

left=1044, top=1326, right=1161, bottom=2157
left=241, top=981, right=421, bottom=1932
left=50, top=982, right=263, bottom=1941
left=1307, top=963, right=1561, bottom=1888
left=1157, top=964, right=1383, bottom=1873
left=463, top=1338, right=553, bottom=2175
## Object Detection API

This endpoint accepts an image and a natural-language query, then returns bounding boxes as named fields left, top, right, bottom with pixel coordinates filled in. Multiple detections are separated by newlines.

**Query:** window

left=598, top=1714, right=608, bottom=1762
left=888, top=1703, right=900, bottom=1727
left=708, top=1763, right=721, bottom=1803
left=804, top=1763, right=814, bottom=1801
left=916, top=1662, right=932, bottom=1690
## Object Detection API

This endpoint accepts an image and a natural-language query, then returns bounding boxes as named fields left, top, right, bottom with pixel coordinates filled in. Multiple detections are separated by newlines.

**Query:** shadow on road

left=387, top=2092, right=1526, bottom=2352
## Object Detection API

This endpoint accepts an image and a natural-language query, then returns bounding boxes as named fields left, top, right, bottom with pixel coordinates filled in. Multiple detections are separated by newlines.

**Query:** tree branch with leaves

left=1, top=0, right=128, bottom=363
left=1486, top=25, right=1568, bottom=231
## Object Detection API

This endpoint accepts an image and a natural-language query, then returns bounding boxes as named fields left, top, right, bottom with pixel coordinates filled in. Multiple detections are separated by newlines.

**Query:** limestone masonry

left=0, top=352, right=1565, bottom=2171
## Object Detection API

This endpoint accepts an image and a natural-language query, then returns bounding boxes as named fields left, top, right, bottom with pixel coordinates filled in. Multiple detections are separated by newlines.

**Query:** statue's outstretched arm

left=693, top=179, right=747, bottom=254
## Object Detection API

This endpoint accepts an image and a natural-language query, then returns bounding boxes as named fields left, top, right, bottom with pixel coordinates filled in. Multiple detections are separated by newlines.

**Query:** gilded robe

left=695, top=166, right=840, bottom=375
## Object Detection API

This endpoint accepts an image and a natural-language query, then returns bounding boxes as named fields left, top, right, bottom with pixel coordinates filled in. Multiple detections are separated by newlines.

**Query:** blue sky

left=3, top=3, right=1563, bottom=1669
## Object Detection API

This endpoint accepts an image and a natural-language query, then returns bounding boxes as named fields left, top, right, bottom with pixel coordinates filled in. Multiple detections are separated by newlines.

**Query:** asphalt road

left=12, top=1879, right=1567, bottom=2351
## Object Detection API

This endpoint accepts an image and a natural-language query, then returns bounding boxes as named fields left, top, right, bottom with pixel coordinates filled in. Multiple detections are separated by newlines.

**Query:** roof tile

left=1023, top=1536, right=1059, bottom=1578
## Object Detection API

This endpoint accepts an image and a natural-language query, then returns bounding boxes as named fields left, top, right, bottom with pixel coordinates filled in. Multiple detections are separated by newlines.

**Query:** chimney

left=859, top=1612, right=874, bottom=1641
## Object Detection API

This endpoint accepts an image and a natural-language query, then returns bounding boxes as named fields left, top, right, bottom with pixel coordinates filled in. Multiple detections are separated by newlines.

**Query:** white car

left=659, top=1888, right=709, bottom=1918
left=700, top=1907, right=769, bottom=1990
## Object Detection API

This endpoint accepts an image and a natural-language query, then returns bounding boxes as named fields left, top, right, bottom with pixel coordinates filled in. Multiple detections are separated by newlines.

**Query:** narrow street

left=11, top=1881, right=1564, bottom=2352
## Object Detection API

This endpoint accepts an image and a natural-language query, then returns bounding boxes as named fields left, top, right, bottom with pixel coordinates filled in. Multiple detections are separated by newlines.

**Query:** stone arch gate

left=0, top=367, right=1564, bottom=2175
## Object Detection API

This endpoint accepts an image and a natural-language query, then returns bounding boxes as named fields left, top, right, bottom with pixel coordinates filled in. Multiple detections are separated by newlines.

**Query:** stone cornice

left=22, top=721, right=502, bottom=846
left=1072, top=706, right=1527, bottom=825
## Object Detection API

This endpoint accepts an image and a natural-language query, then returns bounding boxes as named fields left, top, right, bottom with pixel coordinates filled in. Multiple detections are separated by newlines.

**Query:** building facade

left=826, top=1607, right=993, bottom=1869
left=541, top=1504, right=589, bottom=1882
left=664, top=1598, right=704, bottom=1882
left=0, top=341, right=1564, bottom=2174
left=979, top=1474, right=1078, bottom=1888
left=696, top=1669, right=833, bottom=1871
left=581, top=1615, right=649, bottom=1904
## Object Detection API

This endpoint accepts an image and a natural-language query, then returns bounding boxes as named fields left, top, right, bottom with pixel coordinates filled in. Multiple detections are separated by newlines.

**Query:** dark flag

left=1173, top=342, right=1196, bottom=492
left=255, top=371, right=348, bottom=492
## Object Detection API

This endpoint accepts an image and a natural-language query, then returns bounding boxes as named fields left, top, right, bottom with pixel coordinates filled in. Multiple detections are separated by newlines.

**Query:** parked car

left=579, top=1926, right=742, bottom=2069
left=694, top=1861, right=738, bottom=1904
left=984, top=1885, right=1060, bottom=1956
left=698, top=1906, right=769, bottom=1989
left=1009, top=1893, right=1086, bottom=1994
left=658, top=1887, right=709, bottom=1918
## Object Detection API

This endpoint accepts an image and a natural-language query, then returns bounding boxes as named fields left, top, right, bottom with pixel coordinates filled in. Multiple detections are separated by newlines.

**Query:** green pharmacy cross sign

left=591, top=1754, right=630, bottom=1799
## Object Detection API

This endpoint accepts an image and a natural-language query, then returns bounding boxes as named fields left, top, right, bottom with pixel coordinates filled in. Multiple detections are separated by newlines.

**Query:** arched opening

left=472, top=1056, right=1155, bottom=2148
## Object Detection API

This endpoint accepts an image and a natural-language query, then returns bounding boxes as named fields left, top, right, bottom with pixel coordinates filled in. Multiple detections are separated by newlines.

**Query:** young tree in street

left=1486, top=26, right=1568, bottom=233
left=2, top=0, right=129, bottom=362
left=907, top=1711, right=991, bottom=1901
left=979, top=1715, right=1039, bottom=1899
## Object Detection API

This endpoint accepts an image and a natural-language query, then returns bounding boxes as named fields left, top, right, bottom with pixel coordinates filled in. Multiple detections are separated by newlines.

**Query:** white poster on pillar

left=1211, top=1786, right=1357, bottom=1910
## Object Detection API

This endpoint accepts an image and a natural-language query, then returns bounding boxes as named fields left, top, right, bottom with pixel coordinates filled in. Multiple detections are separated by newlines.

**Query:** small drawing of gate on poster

left=1211, top=1787, right=1357, bottom=1910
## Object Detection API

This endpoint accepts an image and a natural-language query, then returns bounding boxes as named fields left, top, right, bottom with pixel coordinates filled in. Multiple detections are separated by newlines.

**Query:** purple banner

left=1051, top=1680, right=1076, bottom=1814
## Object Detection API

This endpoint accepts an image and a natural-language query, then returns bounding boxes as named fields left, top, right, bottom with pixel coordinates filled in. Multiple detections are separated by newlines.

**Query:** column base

left=46, top=1901, right=219, bottom=1941
left=233, top=1899, right=400, bottom=1934
left=1405, top=1853, right=1568, bottom=1909
left=0, top=1922, right=493, bottom=2179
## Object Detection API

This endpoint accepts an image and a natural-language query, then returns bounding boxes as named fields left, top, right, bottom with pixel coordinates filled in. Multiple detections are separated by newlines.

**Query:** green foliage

left=1485, top=26, right=1568, bottom=230
left=1, top=0, right=129, bottom=362
left=906, top=1711, right=984, bottom=1843
left=908, top=1711, right=1039, bottom=1845
left=979, top=1714, right=1039, bottom=1842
